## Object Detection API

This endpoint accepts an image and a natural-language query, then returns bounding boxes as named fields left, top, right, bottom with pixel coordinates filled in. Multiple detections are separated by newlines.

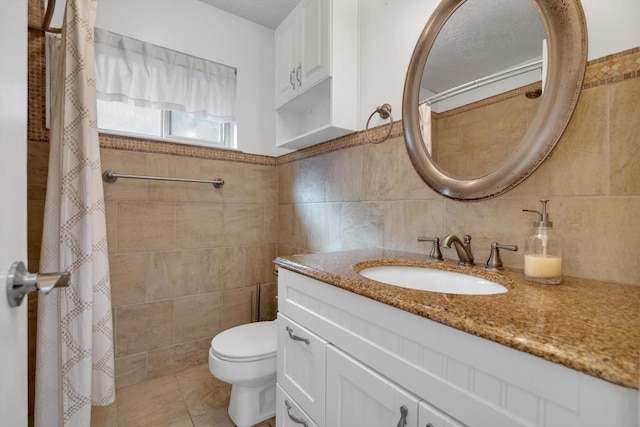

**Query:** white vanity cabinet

left=274, top=0, right=359, bottom=149
left=276, top=268, right=639, bottom=427
left=277, top=315, right=327, bottom=426
left=326, top=345, right=422, bottom=427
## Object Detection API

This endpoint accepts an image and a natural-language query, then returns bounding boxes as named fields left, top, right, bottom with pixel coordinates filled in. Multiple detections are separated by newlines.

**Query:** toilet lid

left=211, top=320, right=277, bottom=361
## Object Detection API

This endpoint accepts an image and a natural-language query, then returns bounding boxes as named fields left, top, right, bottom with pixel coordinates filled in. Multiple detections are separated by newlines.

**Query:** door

left=274, top=6, right=298, bottom=108
left=0, top=0, right=29, bottom=425
left=326, top=345, right=420, bottom=427
left=298, top=0, right=329, bottom=93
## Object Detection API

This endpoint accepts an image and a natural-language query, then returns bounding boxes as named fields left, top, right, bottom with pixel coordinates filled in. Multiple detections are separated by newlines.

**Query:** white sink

left=358, top=265, right=507, bottom=295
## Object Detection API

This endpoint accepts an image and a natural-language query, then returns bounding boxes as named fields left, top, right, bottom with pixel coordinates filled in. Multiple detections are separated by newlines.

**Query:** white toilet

left=209, top=320, right=277, bottom=427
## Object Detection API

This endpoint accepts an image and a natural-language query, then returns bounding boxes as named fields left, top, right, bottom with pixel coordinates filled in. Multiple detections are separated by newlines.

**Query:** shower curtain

left=35, top=0, right=115, bottom=425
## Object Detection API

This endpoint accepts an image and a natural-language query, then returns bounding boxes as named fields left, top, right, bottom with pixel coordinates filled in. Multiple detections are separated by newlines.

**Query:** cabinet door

left=326, top=345, right=420, bottom=427
left=419, top=400, right=467, bottom=427
left=298, top=0, right=330, bottom=94
left=274, top=7, right=298, bottom=107
left=277, top=385, right=319, bottom=427
left=277, top=314, right=327, bottom=426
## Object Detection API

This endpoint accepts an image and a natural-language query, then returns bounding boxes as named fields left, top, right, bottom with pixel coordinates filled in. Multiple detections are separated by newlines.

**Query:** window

left=96, top=100, right=234, bottom=148
left=94, top=28, right=237, bottom=149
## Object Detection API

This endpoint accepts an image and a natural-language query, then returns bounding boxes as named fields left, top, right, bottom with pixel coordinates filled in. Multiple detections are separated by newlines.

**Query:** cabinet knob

left=290, top=68, right=296, bottom=90
left=286, top=325, right=310, bottom=344
left=296, top=63, right=302, bottom=85
left=285, top=400, right=309, bottom=427
left=396, top=405, right=408, bottom=427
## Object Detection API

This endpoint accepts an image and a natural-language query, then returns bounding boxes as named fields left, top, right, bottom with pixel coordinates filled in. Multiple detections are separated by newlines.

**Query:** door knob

left=6, top=261, right=70, bottom=307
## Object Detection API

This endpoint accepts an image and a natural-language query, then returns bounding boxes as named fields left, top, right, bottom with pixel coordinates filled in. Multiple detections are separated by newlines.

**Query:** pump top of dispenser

left=523, top=199, right=553, bottom=228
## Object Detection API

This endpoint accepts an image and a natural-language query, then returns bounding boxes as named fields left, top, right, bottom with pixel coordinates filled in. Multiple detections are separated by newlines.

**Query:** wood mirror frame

left=402, top=0, right=587, bottom=201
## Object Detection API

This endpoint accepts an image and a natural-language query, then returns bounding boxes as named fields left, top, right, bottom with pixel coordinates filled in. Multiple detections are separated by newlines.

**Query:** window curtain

left=94, top=27, right=237, bottom=121
left=35, top=0, right=115, bottom=425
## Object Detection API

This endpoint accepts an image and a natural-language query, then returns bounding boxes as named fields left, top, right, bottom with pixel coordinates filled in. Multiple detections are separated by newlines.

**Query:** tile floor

left=91, top=363, right=275, bottom=427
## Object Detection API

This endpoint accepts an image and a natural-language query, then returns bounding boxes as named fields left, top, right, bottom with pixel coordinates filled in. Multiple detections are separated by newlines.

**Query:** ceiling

left=198, top=0, right=299, bottom=29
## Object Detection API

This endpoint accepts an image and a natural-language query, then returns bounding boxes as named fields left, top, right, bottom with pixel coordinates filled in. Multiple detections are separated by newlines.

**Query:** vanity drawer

left=277, top=313, right=327, bottom=426
left=277, top=384, right=320, bottom=427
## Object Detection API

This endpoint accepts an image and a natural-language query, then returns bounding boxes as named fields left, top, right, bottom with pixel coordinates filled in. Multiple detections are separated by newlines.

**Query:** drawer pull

left=397, top=405, right=408, bottom=427
left=286, top=325, right=310, bottom=344
left=285, top=399, right=309, bottom=427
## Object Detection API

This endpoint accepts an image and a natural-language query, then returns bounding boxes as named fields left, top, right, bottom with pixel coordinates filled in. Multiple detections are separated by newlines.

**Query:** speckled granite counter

left=274, top=248, right=640, bottom=390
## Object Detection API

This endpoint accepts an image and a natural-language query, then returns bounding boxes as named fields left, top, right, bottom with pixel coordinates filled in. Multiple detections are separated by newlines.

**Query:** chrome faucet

left=442, top=234, right=474, bottom=265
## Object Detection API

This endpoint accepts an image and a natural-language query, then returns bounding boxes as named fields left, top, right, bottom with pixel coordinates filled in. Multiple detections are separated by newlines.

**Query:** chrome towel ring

left=365, top=103, right=393, bottom=144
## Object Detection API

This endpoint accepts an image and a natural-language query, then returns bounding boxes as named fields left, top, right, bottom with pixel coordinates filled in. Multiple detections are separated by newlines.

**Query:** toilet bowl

left=209, top=320, right=277, bottom=427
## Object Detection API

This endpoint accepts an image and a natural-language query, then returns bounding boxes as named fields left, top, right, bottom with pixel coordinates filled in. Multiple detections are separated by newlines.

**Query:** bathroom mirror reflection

left=420, top=0, right=545, bottom=179
left=403, top=0, right=588, bottom=200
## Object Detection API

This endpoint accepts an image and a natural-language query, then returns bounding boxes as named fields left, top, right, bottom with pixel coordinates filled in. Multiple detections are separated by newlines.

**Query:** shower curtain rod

left=102, top=170, right=225, bottom=188
left=423, top=59, right=543, bottom=106
left=29, top=0, right=62, bottom=33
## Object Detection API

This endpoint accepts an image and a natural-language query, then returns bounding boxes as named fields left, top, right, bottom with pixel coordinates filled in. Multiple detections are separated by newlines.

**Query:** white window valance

left=94, top=27, right=236, bottom=121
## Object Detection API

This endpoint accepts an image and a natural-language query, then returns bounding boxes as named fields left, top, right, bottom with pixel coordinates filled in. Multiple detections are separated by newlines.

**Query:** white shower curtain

left=35, top=0, right=115, bottom=425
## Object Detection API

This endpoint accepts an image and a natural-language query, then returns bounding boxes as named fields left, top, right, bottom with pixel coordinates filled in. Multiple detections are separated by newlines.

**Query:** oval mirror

left=403, top=0, right=587, bottom=200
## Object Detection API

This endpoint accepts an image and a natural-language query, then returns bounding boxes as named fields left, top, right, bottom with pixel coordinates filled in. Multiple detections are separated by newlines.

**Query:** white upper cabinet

left=274, top=0, right=359, bottom=149
left=275, top=0, right=330, bottom=108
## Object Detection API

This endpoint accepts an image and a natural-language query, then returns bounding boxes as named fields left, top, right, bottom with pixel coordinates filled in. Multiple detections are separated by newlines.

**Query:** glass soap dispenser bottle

left=523, top=200, right=563, bottom=284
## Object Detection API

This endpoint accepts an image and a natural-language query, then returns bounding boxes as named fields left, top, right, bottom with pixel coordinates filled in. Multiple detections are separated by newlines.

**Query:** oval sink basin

left=359, top=266, right=507, bottom=295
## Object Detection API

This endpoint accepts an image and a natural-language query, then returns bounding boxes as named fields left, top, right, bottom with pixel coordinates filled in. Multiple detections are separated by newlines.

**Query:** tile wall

left=278, top=69, right=640, bottom=286
left=431, top=82, right=541, bottom=177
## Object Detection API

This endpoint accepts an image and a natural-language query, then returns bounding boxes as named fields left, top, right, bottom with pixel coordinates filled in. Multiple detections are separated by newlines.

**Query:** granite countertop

left=274, top=248, right=640, bottom=390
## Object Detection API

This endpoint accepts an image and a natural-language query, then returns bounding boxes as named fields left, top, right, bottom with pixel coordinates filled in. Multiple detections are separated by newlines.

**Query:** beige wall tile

left=303, top=203, right=343, bottom=253
left=510, top=86, right=609, bottom=198
left=147, top=250, right=200, bottom=301
left=278, top=161, right=294, bottom=204
left=555, top=197, right=640, bottom=284
left=244, top=245, right=267, bottom=287
left=245, top=164, right=279, bottom=204
left=223, top=204, right=264, bottom=246
left=101, top=149, right=148, bottom=201
left=174, top=292, right=223, bottom=343
left=109, top=253, right=147, bottom=307
left=342, top=202, right=384, bottom=250
left=116, top=300, right=173, bottom=357
left=264, top=203, right=279, bottom=244
left=147, top=337, right=212, bottom=380
left=361, top=137, right=412, bottom=201
left=175, top=203, right=224, bottom=249
left=383, top=200, right=445, bottom=253
left=291, top=156, right=327, bottom=203
left=277, top=203, right=307, bottom=248
left=206, top=159, right=247, bottom=204
left=222, top=287, right=254, bottom=330
left=200, top=246, right=244, bottom=292
left=117, top=202, right=175, bottom=252
left=609, top=78, right=640, bottom=195
left=114, top=353, right=147, bottom=390
left=325, top=146, right=363, bottom=202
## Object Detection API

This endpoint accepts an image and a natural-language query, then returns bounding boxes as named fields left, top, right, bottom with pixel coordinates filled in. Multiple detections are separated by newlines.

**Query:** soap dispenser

left=523, top=200, right=562, bottom=284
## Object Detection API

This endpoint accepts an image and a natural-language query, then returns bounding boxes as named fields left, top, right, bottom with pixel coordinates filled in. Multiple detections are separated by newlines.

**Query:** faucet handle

left=417, top=237, right=443, bottom=260
left=485, top=242, right=518, bottom=271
